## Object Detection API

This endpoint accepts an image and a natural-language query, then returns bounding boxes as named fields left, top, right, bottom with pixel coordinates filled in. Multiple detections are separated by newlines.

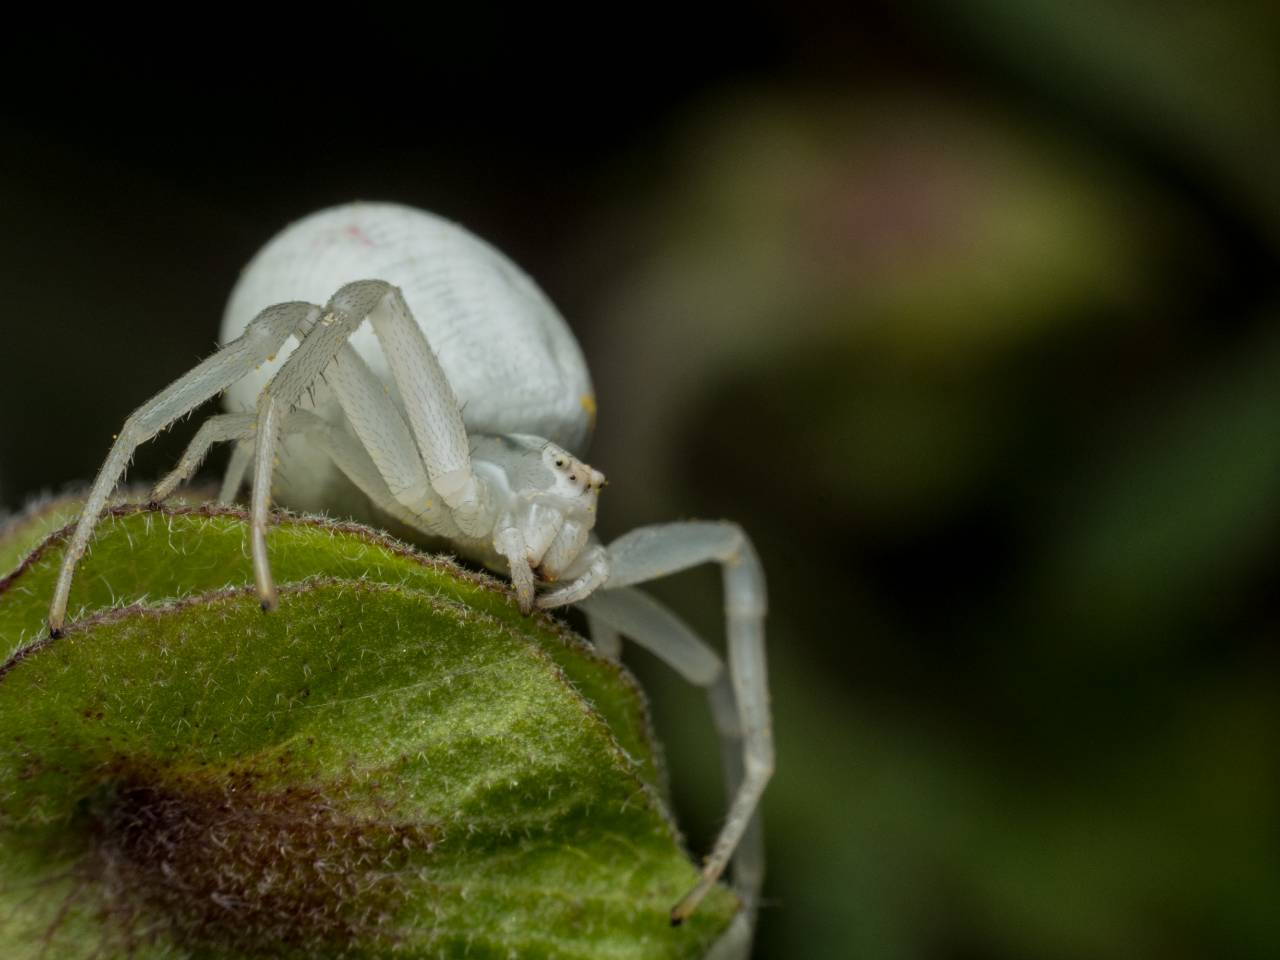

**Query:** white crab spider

left=46, top=202, right=771, bottom=949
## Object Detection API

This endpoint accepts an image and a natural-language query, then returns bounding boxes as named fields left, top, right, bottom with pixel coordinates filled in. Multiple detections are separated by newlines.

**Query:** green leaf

left=0, top=493, right=89, bottom=576
left=0, top=504, right=736, bottom=958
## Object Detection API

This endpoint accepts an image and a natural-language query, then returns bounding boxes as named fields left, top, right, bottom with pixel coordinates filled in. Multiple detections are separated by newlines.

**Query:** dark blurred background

left=2, top=7, right=1278, bottom=958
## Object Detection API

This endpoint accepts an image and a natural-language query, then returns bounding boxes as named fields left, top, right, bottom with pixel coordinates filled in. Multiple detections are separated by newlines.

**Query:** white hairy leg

left=218, top=441, right=253, bottom=504
left=367, top=288, right=487, bottom=534
left=166, top=302, right=443, bottom=518
left=317, top=338, right=433, bottom=511
left=704, top=675, right=764, bottom=960
left=706, top=669, right=765, bottom=960
left=249, top=281, right=494, bottom=608
left=493, top=523, right=537, bottom=614
left=708, top=673, right=765, bottom=905
left=46, top=302, right=314, bottom=634
left=582, top=610, right=623, bottom=660
left=577, top=588, right=765, bottom=920
left=207, top=323, right=452, bottom=524
left=535, top=544, right=611, bottom=609
left=149, top=406, right=452, bottom=540
left=600, top=522, right=772, bottom=925
left=579, top=586, right=723, bottom=685
left=246, top=284, right=393, bottom=609
left=283, top=410, right=461, bottom=536
left=150, top=413, right=258, bottom=503
left=214, top=313, right=429, bottom=512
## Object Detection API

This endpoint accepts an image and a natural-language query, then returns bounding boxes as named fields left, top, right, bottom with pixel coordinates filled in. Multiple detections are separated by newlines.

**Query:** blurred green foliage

left=579, top=8, right=1280, bottom=960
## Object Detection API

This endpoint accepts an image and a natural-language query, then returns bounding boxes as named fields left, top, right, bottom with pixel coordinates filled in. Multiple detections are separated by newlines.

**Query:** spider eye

left=555, top=458, right=565, bottom=468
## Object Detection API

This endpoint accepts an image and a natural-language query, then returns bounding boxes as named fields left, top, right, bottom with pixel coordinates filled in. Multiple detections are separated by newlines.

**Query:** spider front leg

left=494, top=520, right=538, bottom=614
left=577, top=586, right=764, bottom=907
left=244, top=283, right=398, bottom=609
left=150, top=407, right=442, bottom=540
left=364, top=285, right=490, bottom=536
left=536, top=542, right=610, bottom=609
left=149, top=413, right=258, bottom=503
left=596, top=522, right=773, bottom=925
left=248, top=280, right=495, bottom=608
left=218, top=439, right=253, bottom=504
left=46, top=302, right=315, bottom=635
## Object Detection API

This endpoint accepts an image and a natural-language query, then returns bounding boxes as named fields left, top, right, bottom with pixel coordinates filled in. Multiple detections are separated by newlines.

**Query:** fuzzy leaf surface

left=0, top=504, right=735, bottom=958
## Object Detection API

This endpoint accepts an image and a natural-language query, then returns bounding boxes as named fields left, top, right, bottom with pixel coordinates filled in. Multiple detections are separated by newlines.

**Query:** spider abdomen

left=221, top=202, right=595, bottom=456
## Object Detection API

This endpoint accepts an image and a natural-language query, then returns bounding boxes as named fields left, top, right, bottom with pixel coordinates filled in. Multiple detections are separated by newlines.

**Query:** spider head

left=540, top=443, right=606, bottom=513
left=472, top=435, right=607, bottom=582
left=526, top=443, right=605, bottom=581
